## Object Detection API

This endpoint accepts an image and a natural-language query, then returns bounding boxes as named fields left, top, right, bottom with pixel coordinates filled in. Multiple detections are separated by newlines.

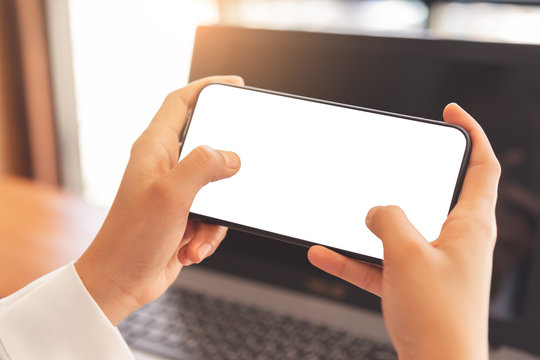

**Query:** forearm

left=397, top=325, right=489, bottom=360
left=400, top=344, right=488, bottom=360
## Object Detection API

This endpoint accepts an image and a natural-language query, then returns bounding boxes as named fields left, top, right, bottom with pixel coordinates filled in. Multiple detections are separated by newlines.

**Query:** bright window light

left=69, top=0, right=218, bottom=207
left=227, top=0, right=428, bottom=34
left=430, top=2, right=540, bottom=44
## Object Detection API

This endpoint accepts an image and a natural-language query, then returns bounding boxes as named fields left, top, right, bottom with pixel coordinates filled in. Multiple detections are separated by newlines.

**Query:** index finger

left=149, top=75, right=245, bottom=135
left=443, top=103, right=501, bottom=215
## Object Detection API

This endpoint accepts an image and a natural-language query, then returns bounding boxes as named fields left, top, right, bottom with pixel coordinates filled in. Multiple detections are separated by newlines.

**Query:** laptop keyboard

left=119, top=286, right=396, bottom=360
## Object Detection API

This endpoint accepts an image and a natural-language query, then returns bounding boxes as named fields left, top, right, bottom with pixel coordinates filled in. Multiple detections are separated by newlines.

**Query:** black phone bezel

left=180, top=82, right=472, bottom=266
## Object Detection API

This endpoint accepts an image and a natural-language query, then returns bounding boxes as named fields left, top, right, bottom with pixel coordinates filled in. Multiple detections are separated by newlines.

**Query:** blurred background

left=1, top=0, right=540, bottom=207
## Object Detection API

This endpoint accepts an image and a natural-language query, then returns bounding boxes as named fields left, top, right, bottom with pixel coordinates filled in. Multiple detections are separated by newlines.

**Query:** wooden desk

left=0, top=176, right=106, bottom=297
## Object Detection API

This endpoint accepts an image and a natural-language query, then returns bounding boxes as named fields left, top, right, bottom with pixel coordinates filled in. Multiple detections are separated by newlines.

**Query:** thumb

left=366, top=205, right=427, bottom=262
left=172, top=145, right=241, bottom=202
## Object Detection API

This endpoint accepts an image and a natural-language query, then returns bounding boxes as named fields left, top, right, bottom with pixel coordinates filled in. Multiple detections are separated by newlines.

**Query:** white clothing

left=0, top=263, right=134, bottom=359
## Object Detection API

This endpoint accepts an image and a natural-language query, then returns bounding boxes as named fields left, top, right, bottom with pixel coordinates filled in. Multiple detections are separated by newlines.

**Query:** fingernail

left=229, top=75, right=244, bottom=85
left=183, top=258, right=193, bottom=266
left=221, top=151, right=241, bottom=169
left=197, top=243, right=212, bottom=261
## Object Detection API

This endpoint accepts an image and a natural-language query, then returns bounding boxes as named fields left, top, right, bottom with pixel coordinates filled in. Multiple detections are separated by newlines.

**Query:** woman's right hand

left=308, top=103, right=501, bottom=360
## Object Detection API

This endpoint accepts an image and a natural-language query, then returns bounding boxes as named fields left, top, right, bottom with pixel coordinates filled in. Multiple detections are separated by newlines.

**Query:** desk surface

left=0, top=176, right=105, bottom=297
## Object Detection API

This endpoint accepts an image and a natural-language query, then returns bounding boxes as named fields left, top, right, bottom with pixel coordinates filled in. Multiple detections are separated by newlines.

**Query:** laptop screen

left=189, top=25, right=540, bottom=354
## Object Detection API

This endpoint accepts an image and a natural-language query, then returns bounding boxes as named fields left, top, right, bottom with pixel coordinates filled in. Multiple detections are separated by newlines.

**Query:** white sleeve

left=0, top=263, right=135, bottom=360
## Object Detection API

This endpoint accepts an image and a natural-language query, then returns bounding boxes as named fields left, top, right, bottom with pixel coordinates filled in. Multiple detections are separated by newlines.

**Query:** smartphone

left=179, top=83, right=470, bottom=264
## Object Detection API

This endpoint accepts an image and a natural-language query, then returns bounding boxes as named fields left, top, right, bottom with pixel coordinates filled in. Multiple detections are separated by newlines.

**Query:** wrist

left=75, top=253, right=141, bottom=326
left=396, top=333, right=488, bottom=360
left=400, top=349, right=488, bottom=360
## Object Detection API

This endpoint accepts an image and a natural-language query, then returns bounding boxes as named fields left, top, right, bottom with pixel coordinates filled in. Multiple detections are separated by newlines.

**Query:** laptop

left=120, top=26, right=540, bottom=360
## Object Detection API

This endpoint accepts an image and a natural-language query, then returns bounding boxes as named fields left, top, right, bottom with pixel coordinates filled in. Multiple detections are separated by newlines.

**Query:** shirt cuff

left=0, top=263, right=134, bottom=360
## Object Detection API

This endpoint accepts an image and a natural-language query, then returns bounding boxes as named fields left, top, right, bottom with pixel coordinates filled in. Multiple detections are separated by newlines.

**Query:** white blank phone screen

left=180, top=84, right=468, bottom=260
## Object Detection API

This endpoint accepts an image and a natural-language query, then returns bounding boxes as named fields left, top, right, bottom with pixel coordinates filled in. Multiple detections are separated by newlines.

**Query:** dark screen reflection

left=491, top=149, right=539, bottom=319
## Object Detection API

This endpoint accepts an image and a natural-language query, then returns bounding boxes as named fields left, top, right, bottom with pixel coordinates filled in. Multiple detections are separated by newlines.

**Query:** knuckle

left=401, top=237, right=426, bottom=258
left=484, top=153, right=502, bottom=179
left=130, top=136, right=146, bottom=157
left=163, top=89, right=190, bottom=110
left=470, top=214, right=497, bottom=241
left=192, top=145, right=218, bottom=168
left=357, top=265, right=377, bottom=290
left=336, top=257, right=351, bottom=280
left=130, top=131, right=158, bottom=160
left=164, top=90, right=181, bottom=106
left=447, top=213, right=498, bottom=247
left=492, top=158, right=502, bottom=178
left=188, top=146, right=223, bottom=183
